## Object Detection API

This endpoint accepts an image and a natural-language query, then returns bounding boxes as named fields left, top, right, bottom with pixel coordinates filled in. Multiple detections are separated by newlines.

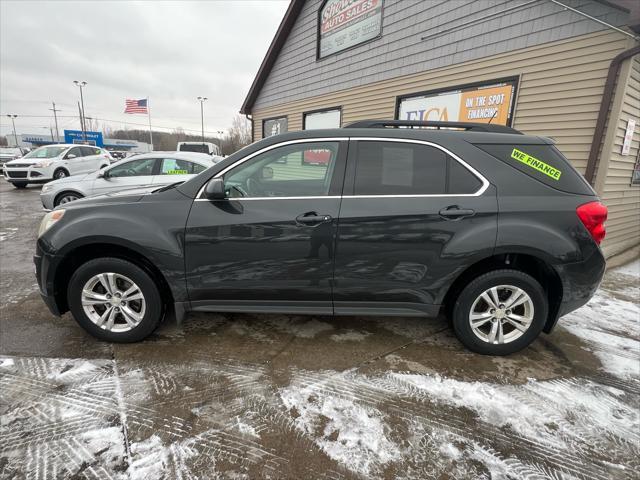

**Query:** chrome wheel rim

left=469, top=285, right=534, bottom=344
left=59, top=194, right=79, bottom=204
left=81, top=273, right=145, bottom=332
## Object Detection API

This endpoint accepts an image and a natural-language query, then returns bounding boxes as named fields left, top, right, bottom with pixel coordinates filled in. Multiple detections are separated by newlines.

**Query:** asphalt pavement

left=1, top=179, right=638, bottom=479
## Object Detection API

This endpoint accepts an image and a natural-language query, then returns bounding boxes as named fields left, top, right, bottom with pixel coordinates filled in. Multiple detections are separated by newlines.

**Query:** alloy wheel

left=468, top=285, right=534, bottom=344
left=55, top=170, right=68, bottom=179
left=81, top=273, right=146, bottom=332
left=58, top=194, right=80, bottom=205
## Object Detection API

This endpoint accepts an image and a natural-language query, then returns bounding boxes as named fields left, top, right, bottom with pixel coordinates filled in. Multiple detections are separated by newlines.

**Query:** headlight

left=38, top=210, right=65, bottom=237
left=34, top=160, right=54, bottom=168
left=41, top=184, right=53, bottom=193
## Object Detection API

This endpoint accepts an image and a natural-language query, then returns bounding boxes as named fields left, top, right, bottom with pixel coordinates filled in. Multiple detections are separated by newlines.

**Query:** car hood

left=47, top=172, right=94, bottom=187
left=5, top=158, right=41, bottom=165
left=59, top=186, right=156, bottom=210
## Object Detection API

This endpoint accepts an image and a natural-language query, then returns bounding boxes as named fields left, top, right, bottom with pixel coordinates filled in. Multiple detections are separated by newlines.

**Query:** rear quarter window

left=474, top=143, right=595, bottom=195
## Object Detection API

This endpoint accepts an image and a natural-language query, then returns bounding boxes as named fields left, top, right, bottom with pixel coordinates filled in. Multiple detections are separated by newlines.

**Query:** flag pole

left=147, top=97, right=154, bottom=152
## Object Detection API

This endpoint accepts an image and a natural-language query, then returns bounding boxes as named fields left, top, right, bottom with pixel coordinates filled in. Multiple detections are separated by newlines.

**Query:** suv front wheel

left=452, top=269, right=547, bottom=355
left=68, top=257, right=163, bottom=342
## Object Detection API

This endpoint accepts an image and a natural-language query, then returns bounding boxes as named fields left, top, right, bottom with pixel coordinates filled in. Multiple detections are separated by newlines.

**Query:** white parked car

left=0, top=146, right=27, bottom=171
left=177, top=141, right=220, bottom=156
left=3, top=144, right=112, bottom=189
left=40, top=151, right=219, bottom=209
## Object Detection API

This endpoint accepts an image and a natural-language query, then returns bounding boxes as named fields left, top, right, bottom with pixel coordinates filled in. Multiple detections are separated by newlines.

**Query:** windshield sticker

left=166, top=169, right=188, bottom=175
left=511, top=148, right=562, bottom=180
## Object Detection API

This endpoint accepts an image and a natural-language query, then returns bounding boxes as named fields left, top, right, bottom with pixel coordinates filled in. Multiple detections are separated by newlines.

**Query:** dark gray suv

left=34, top=120, right=607, bottom=355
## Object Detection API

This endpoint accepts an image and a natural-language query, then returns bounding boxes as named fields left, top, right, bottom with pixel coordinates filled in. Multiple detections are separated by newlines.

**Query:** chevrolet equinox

left=34, top=120, right=607, bottom=355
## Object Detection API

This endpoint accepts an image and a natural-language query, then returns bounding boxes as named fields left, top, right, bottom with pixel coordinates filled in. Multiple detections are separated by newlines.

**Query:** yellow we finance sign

left=511, top=148, right=562, bottom=181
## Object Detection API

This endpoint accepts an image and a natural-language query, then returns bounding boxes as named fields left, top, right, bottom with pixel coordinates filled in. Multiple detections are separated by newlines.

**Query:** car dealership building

left=241, top=0, right=640, bottom=258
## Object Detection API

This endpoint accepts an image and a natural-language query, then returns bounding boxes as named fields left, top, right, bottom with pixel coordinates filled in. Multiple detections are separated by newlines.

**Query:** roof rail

left=344, top=119, right=522, bottom=134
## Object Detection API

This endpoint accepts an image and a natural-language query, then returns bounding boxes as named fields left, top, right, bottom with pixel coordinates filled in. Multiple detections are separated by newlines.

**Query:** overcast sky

left=0, top=0, right=289, bottom=139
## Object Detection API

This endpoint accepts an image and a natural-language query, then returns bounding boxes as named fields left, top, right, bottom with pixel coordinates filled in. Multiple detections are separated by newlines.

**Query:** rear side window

left=354, top=141, right=482, bottom=195
left=80, top=146, right=99, bottom=157
left=160, top=158, right=204, bottom=175
left=474, top=143, right=594, bottom=195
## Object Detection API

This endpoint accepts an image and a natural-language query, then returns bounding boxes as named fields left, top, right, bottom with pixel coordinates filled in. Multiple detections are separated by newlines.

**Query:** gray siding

left=253, top=0, right=629, bottom=110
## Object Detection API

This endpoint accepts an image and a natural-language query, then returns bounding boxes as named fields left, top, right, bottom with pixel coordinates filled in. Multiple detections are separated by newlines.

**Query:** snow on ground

left=1, top=260, right=639, bottom=478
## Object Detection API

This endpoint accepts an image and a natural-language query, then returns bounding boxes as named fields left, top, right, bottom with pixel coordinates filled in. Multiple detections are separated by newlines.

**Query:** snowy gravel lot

left=0, top=182, right=639, bottom=479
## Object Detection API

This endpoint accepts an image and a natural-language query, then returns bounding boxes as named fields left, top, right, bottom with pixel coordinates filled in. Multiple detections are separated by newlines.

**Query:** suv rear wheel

left=67, top=257, right=163, bottom=342
left=451, top=269, right=547, bottom=355
left=53, top=168, right=69, bottom=180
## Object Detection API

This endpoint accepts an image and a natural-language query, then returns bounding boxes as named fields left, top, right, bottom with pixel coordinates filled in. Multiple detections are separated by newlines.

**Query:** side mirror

left=204, top=178, right=226, bottom=200
left=66, top=153, right=76, bottom=159
left=97, top=170, right=108, bottom=179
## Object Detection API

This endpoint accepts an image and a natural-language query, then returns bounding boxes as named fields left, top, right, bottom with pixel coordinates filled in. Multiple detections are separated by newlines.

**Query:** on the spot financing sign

left=398, top=80, right=517, bottom=126
left=319, top=0, right=383, bottom=58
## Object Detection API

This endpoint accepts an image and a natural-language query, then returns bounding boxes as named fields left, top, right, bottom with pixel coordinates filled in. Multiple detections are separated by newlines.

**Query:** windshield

left=24, top=146, right=67, bottom=159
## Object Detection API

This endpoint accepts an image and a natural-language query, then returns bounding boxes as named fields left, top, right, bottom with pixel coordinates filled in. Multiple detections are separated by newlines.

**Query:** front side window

left=108, top=158, right=157, bottom=178
left=224, top=142, right=340, bottom=198
left=65, top=147, right=83, bottom=159
left=159, top=158, right=205, bottom=175
left=353, top=141, right=481, bottom=195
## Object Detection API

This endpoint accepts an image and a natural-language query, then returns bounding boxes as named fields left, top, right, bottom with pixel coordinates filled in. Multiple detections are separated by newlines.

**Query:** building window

left=632, top=149, right=640, bottom=186
left=318, top=0, right=384, bottom=59
left=396, top=78, right=519, bottom=127
left=263, top=117, right=288, bottom=138
left=303, top=108, right=342, bottom=130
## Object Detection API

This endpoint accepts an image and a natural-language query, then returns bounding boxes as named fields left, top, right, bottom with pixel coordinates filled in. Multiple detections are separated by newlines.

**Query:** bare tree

left=222, top=115, right=251, bottom=155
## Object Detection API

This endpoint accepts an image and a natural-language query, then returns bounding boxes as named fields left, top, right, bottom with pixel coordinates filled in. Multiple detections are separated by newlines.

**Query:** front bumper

left=4, top=167, right=51, bottom=183
left=34, top=242, right=62, bottom=316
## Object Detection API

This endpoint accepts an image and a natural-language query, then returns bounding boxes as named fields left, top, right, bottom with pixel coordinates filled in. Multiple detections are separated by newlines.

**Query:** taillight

left=576, top=201, right=608, bottom=244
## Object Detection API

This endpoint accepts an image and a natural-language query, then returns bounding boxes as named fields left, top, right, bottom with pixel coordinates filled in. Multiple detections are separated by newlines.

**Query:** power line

left=5, top=114, right=226, bottom=135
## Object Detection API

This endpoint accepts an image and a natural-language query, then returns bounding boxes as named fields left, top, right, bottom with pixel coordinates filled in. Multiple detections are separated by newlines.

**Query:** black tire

left=451, top=269, right=547, bottom=355
left=12, top=182, right=28, bottom=189
left=54, top=191, right=83, bottom=207
left=67, top=257, right=164, bottom=342
left=53, top=168, right=69, bottom=180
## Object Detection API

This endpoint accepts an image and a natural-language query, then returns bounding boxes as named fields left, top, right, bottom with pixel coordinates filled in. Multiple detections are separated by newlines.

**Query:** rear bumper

left=546, top=246, right=606, bottom=332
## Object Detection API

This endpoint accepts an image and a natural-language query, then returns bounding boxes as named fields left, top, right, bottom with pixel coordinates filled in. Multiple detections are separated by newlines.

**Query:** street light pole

left=73, top=81, right=88, bottom=141
left=197, top=96, right=208, bottom=145
left=6, top=115, right=18, bottom=147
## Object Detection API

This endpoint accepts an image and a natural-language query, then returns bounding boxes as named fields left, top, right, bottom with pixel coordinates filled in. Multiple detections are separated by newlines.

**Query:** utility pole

left=49, top=102, right=61, bottom=142
left=77, top=102, right=84, bottom=140
left=197, top=96, right=207, bottom=145
left=6, top=115, right=18, bottom=147
left=73, top=80, right=88, bottom=141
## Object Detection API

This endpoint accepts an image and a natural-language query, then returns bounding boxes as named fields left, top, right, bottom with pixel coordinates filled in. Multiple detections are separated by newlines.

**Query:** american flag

left=124, top=98, right=148, bottom=114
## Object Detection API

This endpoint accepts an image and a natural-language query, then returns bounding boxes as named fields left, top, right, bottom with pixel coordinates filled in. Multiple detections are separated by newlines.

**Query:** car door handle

left=439, top=206, right=475, bottom=220
left=295, top=212, right=332, bottom=226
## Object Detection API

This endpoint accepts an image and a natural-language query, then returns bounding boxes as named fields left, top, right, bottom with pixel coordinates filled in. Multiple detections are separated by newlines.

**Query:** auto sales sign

left=319, top=0, right=383, bottom=58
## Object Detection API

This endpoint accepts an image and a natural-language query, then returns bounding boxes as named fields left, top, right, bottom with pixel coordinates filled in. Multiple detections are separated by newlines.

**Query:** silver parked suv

left=3, top=144, right=112, bottom=189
